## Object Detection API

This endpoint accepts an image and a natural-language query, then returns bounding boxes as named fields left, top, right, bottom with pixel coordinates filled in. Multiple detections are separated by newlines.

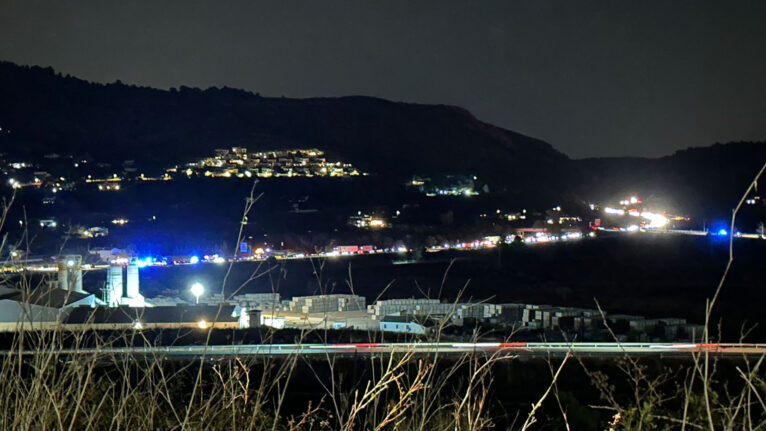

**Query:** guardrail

left=4, top=342, right=765, bottom=358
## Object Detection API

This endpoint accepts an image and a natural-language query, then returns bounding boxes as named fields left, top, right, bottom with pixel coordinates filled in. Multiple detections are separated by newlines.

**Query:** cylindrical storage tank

left=106, top=265, right=123, bottom=306
left=72, top=259, right=83, bottom=293
left=72, top=268, right=83, bottom=292
left=126, top=263, right=139, bottom=299
left=57, top=261, right=68, bottom=291
left=59, top=255, right=83, bottom=292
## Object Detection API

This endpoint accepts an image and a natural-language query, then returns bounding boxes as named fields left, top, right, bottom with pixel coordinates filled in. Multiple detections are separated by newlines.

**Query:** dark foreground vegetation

left=1, top=325, right=764, bottom=430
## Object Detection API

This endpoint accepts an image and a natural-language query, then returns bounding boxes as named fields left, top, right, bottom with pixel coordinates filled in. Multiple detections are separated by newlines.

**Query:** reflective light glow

left=189, top=255, right=200, bottom=264
left=369, top=219, right=385, bottom=227
left=640, top=211, right=668, bottom=229
left=135, top=257, right=152, bottom=268
left=190, top=282, right=205, bottom=303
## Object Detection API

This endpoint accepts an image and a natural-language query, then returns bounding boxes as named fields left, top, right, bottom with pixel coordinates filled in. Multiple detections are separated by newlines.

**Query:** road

left=8, top=342, right=766, bottom=359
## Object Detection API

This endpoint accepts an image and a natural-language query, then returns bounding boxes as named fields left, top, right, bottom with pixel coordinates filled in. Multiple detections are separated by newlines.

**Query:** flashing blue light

left=718, top=229, right=728, bottom=236
left=189, top=255, right=200, bottom=264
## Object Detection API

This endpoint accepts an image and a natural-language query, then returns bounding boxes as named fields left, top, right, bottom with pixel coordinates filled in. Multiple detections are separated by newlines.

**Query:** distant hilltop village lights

left=348, top=211, right=388, bottom=229
left=178, top=147, right=365, bottom=179
left=407, top=174, right=487, bottom=197
left=1, top=153, right=172, bottom=197
left=6, top=170, right=72, bottom=194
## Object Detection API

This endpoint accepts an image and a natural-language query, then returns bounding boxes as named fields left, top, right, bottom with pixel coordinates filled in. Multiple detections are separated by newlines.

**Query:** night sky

left=1, top=1, right=765, bottom=158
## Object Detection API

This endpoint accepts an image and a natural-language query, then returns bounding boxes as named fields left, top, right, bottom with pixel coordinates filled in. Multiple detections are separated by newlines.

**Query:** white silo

left=58, top=255, right=83, bottom=292
left=126, top=262, right=140, bottom=299
left=106, top=265, right=123, bottom=307
left=124, top=261, right=146, bottom=306
left=57, top=261, right=69, bottom=291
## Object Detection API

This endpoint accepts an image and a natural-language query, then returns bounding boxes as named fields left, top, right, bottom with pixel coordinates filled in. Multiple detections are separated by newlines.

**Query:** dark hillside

left=575, top=142, right=766, bottom=219
left=0, top=61, right=569, bottom=200
left=1, top=61, right=764, bottom=215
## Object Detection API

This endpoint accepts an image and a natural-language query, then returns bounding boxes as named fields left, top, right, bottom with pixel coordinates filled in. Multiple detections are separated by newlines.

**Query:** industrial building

left=64, top=304, right=239, bottom=330
left=368, top=298, right=459, bottom=321
left=287, top=294, right=366, bottom=314
left=0, top=255, right=104, bottom=330
left=379, top=316, right=426, bottom=335
left=231, top=293, right=282, bottom=311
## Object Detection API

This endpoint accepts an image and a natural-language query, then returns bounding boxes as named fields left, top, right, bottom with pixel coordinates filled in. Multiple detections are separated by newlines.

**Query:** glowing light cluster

left=640, top=211, right=668, bottom=229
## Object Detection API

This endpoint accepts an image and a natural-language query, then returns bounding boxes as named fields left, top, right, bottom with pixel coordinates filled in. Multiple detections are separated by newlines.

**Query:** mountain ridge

left=1, top=60, right=764, bottom=216
left=0, top=61, right=568, bottom=192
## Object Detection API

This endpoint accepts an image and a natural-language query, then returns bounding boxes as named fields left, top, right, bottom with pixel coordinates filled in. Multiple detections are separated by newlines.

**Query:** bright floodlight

left=66, top=259, right=75, bottom=268
left=197, top=320, right=208, bottom=329
left=190, top=282, right=205, bottom=303
left=189, top=255, right=200, bottom=264
left=718, top=229, right=728, bottom=236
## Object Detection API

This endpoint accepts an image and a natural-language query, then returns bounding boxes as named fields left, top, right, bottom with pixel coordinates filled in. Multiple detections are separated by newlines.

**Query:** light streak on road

left=7, top=342, right=765, bottom=359
left=3, top=225, right=762, bottom=275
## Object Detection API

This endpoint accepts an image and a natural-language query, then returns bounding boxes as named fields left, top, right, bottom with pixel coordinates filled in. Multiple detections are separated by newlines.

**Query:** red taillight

left=498, top=342, right=526, bottom=348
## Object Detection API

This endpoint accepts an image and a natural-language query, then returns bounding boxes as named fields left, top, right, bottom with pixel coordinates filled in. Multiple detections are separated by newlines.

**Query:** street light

left=190, top=282, right=205, bottom=304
